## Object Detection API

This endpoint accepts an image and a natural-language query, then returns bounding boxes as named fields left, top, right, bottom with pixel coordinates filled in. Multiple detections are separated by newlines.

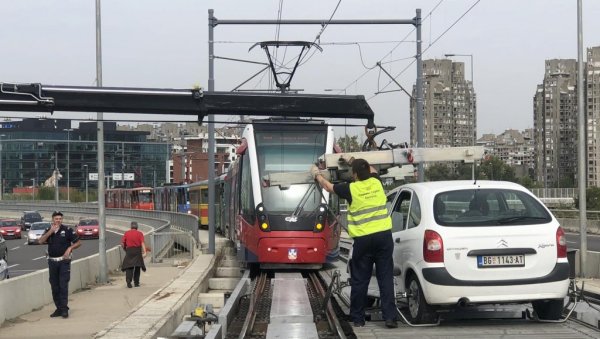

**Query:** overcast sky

left=1, top=0, right=599, bottom=144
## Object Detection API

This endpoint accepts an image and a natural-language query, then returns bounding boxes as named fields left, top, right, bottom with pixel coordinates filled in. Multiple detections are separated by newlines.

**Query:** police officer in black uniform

left=38, top=211, right=81, bottom=318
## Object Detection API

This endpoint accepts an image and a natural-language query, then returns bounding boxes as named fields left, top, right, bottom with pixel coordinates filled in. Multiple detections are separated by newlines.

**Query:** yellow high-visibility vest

left=347, top=177, right=391, bottom=238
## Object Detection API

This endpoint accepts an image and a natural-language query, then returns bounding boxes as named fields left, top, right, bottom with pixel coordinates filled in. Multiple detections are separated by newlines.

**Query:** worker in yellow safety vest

left=311, top=158, right=398, bottom=328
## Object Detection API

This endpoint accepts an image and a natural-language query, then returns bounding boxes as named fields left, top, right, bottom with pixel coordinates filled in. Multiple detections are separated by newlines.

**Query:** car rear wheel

left=406, top=274, right=437, bottom=324
left=532, top=299, right=564, bottom=320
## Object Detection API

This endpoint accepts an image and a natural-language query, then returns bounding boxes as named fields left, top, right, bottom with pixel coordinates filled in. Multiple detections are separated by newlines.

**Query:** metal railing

left=531, top=188, right=578, bottom=199
left=152, top=232, right=194, bottom=261
left=0, top=201, right=199, bottom=262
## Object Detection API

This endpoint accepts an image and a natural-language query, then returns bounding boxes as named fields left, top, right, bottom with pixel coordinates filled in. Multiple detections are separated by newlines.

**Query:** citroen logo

left=497, top=239, right=508, bottom=248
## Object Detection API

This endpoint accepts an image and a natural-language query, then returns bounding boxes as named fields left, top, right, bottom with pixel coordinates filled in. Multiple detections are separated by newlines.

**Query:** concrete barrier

left=0, top=212, right=159, bottom=326
left=0, top=244, right=123, bottom=325
left=95, top=249, right=224, bottom=338
left=568, top=249, right=600, bottom=279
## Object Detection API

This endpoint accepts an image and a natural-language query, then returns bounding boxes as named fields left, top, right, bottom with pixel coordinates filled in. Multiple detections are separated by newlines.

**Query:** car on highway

left=387, top=180, right=569, bottom=323
left=0, top=234, right=7, bottom=260
left=76, top=218, right=99, bottom=239
left=0, top=219, right=22, bottom=239
left=27, top=221, right=51, bottom=245
left=19, top=211, right=43, bottom=231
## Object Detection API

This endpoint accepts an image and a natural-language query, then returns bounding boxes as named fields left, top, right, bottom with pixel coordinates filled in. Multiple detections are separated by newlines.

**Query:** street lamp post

left=445, top=53, right=475, bottom=180
left=0, top=134, right=5, bottom=201
left=324, top=89, right=349, bottom=150
left=83, top=165, right=89, bottom=203
left=64, top=128, right=73, bottom=201
left=32, top=178, right=35, bottom=201
left=121, top=142, right=125, bottom=187
left=54, top=151, right=59, bottom=203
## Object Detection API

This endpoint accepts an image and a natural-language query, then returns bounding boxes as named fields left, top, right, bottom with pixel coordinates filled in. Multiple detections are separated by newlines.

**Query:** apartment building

left=410, top=59, right=476, bottom=148
left=533, top=59, right=579, bottom=188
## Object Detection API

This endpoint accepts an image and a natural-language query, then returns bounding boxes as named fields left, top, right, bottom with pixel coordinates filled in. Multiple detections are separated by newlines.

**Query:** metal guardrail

left=0, top=201, right=199, bottom=262
left=551, top=209, right=600, bottom=220
left=531, top=188, right=578, bottom=199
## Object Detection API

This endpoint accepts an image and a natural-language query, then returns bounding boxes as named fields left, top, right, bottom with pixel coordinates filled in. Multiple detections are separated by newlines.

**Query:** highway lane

left=4, top=227, right=123, bottom=278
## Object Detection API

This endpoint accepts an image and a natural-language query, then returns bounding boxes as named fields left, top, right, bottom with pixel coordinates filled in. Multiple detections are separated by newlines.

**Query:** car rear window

left=31, top=222, right=50, bottom=230
left=79, top=220, right=98, bottom=226
left=24, top=213, right=42, bottom=221
left=434, top=188, right=552, bottom=227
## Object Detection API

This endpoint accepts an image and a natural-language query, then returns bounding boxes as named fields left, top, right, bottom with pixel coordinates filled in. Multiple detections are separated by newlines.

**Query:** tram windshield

left=138, top=191, right=153, bottom=203
left=255, top=127, right=327, bottom=213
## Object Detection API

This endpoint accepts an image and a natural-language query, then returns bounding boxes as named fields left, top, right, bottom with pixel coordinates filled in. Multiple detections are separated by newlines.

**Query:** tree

left=574, top=186, right=600, bottom=210
left=336, top=135, right=361, bottom=152
left=477, top=156, right=516, bottom=182
left=425, top=163, right=457, bottom=181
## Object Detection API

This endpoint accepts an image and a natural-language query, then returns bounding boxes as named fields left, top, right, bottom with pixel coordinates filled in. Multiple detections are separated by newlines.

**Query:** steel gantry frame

left=207, top=8, right=424, bottom=253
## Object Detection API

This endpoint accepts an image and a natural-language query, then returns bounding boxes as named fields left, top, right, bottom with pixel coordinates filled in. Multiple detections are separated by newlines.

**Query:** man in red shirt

left=121, top=221, right=147, bottom=288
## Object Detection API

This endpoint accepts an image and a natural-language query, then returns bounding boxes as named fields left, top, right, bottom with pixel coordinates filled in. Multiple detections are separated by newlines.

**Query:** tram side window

left=240, top=153, right=255, bottom=224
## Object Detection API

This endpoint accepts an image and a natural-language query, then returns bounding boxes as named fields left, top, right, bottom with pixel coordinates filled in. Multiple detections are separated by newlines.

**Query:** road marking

left=32, top=256, right=46, bottom=261
left=10, top=246, right=20, bottom=251
left=7, top=264, right=19, bottom=269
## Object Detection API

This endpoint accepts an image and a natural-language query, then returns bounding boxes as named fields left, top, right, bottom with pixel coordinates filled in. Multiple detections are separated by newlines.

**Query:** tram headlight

left=314, top=204, right=328, bottom=233
left=256, top=203, right=270, bottom=232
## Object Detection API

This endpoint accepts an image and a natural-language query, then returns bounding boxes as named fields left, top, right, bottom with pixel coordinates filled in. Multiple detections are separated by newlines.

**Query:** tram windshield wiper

left=289, top=183, right=316, bottom=220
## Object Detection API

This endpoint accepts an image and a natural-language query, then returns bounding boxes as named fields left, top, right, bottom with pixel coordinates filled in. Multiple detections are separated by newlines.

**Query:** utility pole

left=208, top=9, right=216, bottom=254
left=121, top=142, right=125, bottom=186
left=54, top=151, right=59, bottom=203
left=0, top=134, right=5, bottom=201
left=577, top=0, right=587, bottom=278
left=84, top=164, right=88, bottom=203
left=64, top=128, right=73, bottom=201
left=96, top=0, right=108, bottom=284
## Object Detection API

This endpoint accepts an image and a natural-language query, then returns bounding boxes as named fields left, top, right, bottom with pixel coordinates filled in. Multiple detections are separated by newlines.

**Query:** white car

left=387, top=180, right=569, bottom=323
left=27, top=222, right=51, bottom=245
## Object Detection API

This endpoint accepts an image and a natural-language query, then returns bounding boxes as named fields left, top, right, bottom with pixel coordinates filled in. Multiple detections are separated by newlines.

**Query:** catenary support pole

left=96, top=0, right=108, bottom=284
left=577, top=0, right=587, bottom=278
left=208, top=9, right=216, bottom=254
left=415, top=9, right=424, bottom=182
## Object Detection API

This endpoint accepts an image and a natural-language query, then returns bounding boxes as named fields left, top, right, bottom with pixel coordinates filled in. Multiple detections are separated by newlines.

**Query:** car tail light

left=423, top=230, right=444, bottom=263
left=556, top=226, right=567, bottom=258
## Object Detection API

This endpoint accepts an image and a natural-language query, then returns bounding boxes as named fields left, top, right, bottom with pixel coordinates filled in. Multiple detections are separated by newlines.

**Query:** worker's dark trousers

left=48, top=260, right=71, bottom=311
left=349, top=230, right=397, bottom=323
left=125, top=266, right=141, bottom=285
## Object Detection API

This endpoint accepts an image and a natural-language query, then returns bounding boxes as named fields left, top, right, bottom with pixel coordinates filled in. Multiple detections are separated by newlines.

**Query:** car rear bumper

left=421, top=279, right=569, bottom=305
left=419, top=263, right=570, bottom=305
left=422, top=262, right=570, bottom=286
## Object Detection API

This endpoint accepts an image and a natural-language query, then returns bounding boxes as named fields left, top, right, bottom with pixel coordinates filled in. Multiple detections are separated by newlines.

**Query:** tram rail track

left=225, top=270, right=350, bottom=339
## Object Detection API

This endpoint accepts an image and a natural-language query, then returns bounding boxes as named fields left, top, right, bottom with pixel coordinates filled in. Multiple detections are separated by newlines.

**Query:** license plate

left=84, top=232, right=92, bottom=235
left=477, top=255, right=525, bottom=268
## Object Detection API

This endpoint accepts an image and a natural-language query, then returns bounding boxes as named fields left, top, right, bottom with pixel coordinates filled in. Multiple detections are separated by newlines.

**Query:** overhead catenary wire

left=296, top=0, right=343, bottom=67
left=339, top=0, right=445, bottom=93
left=368, top=0, right=481, bottom=100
